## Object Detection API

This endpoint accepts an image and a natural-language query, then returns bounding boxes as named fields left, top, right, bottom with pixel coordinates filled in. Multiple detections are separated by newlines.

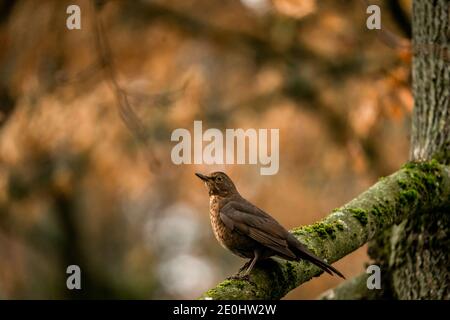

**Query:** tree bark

left=410, top=0, right=450, bottom=164
left=369, top=0, right=450, bottom=300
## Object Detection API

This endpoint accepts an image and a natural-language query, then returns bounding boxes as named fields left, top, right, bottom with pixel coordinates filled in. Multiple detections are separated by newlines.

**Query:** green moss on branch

left=199, top=161, right=450, bottom=300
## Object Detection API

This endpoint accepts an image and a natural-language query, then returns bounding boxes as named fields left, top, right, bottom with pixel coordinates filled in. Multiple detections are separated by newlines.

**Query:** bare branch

left=90, top=1, right=160, bottom=172
left=318, top=272, right=386, bottom=300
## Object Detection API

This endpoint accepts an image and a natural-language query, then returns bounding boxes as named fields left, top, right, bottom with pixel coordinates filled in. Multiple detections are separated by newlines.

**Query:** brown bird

left=195, top=171, right=345, bottom=279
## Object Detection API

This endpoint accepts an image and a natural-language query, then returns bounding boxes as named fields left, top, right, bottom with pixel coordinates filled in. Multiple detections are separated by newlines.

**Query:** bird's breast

left=208, top=196, right=254, bottom=258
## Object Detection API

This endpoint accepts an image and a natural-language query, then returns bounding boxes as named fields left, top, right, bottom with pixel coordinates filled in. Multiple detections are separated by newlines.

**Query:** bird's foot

left=226, top=274, right=250, bottom=281
left=238, top=261, right=251, bottom=273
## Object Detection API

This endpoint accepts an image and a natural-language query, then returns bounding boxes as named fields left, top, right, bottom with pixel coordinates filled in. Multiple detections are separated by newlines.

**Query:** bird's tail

left=302, top=251, right=346, bottom=279
left=289, top=238, right=345, bottom=279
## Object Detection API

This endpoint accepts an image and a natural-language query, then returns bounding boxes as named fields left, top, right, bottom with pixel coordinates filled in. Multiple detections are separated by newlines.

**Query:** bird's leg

left=242, top=250, right=260, bottom=276
left=228, top=251, right=260, bottom=281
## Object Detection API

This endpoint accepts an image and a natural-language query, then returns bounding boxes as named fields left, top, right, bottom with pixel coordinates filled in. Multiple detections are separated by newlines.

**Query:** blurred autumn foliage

left=0, top=0, right=413, bottom=299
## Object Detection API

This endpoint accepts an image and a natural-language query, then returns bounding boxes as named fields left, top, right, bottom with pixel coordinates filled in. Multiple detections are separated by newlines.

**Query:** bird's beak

left=195, top=173, right=210, bottom=182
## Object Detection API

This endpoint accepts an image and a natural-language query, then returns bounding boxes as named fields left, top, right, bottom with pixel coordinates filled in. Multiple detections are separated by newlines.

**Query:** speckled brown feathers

left=195, top=171, right=345, bottom=278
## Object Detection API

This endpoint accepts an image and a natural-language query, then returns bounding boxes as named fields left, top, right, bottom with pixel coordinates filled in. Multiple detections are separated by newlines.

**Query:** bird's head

left=195, top=171, right=237, bottom=197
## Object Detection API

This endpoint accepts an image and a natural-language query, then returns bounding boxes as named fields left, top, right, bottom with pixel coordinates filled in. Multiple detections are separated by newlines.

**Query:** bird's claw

left=227, top=274, right=250, bottom=281
left=238, top=261, right=251, bottom=273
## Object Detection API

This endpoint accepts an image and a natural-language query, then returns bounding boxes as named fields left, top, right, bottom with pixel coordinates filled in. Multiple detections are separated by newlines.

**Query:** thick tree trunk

left=369, top=0, right=450, bottom=299
left=410, top=1, right=450, bottom=163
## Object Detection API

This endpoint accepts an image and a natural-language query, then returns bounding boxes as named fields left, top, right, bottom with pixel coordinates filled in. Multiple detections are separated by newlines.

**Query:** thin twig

left=359, top=0, right=411, bottom=51
left=90, top=0, right=160, bottom=172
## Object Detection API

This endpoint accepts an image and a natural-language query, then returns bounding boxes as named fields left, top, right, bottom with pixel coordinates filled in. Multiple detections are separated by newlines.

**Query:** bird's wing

left=220, top=201, right=296, bottom=259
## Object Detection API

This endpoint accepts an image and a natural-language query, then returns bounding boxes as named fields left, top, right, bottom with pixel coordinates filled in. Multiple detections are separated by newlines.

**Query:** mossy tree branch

left=200, top=161, right=450, bottom=299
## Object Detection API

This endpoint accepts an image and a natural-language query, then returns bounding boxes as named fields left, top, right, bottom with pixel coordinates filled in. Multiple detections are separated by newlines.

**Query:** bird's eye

left=216, top=176, right=223, bottom=182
